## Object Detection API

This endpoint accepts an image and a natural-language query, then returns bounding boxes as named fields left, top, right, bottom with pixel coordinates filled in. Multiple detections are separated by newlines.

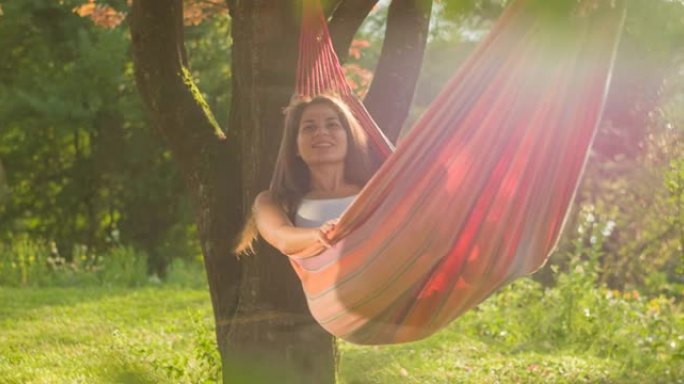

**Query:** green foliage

left=0, top=1, right=134, bottom=255
left=0, top=0, right=228, bottom=274
left=0, top=237, right=148, bottom=287
left=96, top=246, right=149, bottom=287
left=666, top=155, right=684, bottom=222
left=0, top=235, right=209, bottom=288
left=467, top=278, right=683, bottom=382
left=441, top=0, right=508, bottom=22
left=164, top=257, right=209, bottom=289
left=456, top=214, right=683, bottom=381
left=0, top=235, right=53, bottom=287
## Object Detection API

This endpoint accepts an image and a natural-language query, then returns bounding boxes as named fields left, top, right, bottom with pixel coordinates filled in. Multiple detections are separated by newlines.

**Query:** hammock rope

left=287, top=0, right=625, bottom=344
left=296, top=0, right=394, bottom=164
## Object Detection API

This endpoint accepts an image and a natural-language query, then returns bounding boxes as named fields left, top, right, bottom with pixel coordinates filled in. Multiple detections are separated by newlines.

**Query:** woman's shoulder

left=254, top=190, right=280, bottom=210
left=255, top=190, right=273, bottom=201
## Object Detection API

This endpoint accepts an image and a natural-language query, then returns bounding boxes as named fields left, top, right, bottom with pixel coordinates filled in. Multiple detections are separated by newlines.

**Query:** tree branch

left=328, top=0, right=379, bottom=63
left=364, top=0, right=432, bottom=143
left=129, top=0, right=242, bottom=354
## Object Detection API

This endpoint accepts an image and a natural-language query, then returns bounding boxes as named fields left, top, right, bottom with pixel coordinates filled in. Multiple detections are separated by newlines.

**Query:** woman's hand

left=316, top=219, right=339, bottom=248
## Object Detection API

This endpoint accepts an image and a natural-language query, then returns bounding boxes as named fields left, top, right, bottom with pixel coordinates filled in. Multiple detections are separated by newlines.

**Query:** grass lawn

left=340, top=326, right=635, bottom=383
left=1, top=285, right=681, bottom=383
left=0, top=286, right=216, bottom=384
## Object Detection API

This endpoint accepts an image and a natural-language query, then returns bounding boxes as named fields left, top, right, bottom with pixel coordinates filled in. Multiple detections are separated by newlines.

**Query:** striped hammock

left=285, top=0, right=625, bottom=345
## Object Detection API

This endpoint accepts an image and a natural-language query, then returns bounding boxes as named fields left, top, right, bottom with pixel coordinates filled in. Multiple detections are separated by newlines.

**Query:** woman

left=236, top=95, right=376, bottom=255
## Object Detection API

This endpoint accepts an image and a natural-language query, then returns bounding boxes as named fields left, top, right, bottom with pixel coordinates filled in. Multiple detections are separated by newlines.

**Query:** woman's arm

left=253, top=191, right=333, bottom=255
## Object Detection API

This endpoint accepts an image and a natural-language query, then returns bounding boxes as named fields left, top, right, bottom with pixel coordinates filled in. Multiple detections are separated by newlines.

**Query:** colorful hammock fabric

left=285, top=0, right=625, bottom=345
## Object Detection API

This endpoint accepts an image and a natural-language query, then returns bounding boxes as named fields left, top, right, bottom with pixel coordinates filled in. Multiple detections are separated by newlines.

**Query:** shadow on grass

left=105, top=368, right=158, bottom=384
left=95, top=356, right=160, bottom=384
left=95, top=349, right=305, bottom=384
left=0, top=286, right=207, bottom=322
left=0, top=287, right=132, bottom=318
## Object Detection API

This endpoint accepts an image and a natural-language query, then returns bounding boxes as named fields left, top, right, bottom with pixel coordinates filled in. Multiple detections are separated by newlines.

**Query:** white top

left=294, top=195, right=357, bottom=228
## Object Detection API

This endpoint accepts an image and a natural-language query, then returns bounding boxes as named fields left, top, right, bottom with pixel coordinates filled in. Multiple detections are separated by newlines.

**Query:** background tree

left=0, top=0, right=212, bottom=276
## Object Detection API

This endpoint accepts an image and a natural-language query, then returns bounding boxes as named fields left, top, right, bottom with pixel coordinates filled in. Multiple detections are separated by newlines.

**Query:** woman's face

left=296, top=102, right=349, bottom=167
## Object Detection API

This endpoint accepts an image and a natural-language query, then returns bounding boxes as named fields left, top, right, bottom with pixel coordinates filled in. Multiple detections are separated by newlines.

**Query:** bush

left=95, top=246, right=149, bottom=287
left=0, top=235, right=52, bottom=286
left=462, top=254, right=684, bottom=381
left=164, top=257, right=208, bottom=289
left=0, top=236, right=149, bottom=287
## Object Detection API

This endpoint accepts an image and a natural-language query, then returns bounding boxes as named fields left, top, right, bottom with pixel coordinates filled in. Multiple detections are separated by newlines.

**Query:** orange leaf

left=73, top=2, right=96, bottom=17
left=73, top=1, right=125, bottom=29
left=351, top=39, right=370, bottom=48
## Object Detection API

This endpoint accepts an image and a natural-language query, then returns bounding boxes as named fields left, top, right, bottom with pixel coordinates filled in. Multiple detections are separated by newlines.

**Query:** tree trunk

left=364, top=0, right=432, bottom=143
left=224, top=1, right=337, bottom=382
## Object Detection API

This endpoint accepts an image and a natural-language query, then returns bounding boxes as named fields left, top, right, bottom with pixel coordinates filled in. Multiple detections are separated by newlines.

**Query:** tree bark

left=364, top=0, right=432, bottom=143
left=129, top=0, right=242, bottom=360
left=224, top=1, right=337, bottom=382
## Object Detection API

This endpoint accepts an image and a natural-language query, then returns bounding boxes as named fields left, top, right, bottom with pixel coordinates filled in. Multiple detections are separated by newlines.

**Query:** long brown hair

left=234, top=94, right=375, bottom=255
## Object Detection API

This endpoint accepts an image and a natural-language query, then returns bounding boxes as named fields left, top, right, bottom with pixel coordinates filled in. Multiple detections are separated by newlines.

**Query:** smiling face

left=270, top=95, right=373, bottom=210
left=296, top=102, right=349, bottom=167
